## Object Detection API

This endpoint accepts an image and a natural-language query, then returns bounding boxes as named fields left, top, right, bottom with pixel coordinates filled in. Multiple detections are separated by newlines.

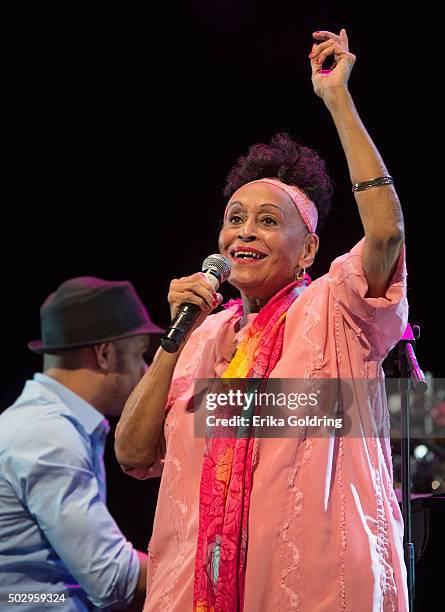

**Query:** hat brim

left=28, top=322, right=166, bottom=354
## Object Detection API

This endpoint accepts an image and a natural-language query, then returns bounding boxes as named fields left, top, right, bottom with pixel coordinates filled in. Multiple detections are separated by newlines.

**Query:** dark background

left=1, top=2, right=442, bottom=609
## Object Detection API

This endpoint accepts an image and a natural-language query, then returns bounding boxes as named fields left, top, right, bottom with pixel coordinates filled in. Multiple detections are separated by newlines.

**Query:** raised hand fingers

left=309, top=28, right=355, bottom=97
left=311, top=39, right=337, bottom=67
left=313, top=28, right=349, bottom=51
left=310, top=37, right=335, bottom=54
left=339, top=28, right=348, bottom=48
left=310, top=37, right=354, bottom=73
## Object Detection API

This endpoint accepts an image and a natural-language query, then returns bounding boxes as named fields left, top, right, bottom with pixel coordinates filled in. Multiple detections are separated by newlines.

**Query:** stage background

left=1, top=2, right=442, bottom=609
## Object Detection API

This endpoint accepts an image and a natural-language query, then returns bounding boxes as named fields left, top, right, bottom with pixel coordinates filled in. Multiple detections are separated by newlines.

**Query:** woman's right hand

left=167, top=272, right=223, bottom=327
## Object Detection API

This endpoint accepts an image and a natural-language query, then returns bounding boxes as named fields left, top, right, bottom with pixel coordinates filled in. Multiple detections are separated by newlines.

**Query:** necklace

left=231, top=318, right=242, bottom=358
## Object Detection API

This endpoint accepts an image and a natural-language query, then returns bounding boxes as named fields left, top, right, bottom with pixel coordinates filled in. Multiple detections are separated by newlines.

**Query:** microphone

left=160, top=254, right=231, bottom=353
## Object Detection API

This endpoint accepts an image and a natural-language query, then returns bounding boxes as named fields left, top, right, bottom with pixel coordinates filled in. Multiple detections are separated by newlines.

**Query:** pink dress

left=126, top=238, right=409, bottom=611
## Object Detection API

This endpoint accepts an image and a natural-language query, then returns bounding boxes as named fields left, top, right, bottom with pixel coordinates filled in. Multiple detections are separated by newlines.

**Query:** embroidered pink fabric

left=193, top=277, right=310, bottom=612
left=123, top=238, right=409, bottom=612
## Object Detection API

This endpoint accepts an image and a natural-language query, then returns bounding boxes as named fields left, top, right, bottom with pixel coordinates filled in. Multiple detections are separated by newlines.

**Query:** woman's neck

left=239, top=293, right=269, bottom=328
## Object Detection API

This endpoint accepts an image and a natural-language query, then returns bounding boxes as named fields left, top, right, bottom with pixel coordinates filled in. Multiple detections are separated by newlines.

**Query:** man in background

left=0, top=277, right=164, bottom=610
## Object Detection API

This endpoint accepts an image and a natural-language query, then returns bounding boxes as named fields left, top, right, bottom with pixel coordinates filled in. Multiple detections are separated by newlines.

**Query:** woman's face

left=218, top=182, right=319, bottom=299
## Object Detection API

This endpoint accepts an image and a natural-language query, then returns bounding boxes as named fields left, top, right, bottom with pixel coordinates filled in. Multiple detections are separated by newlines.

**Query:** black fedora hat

left=28, top=276, right=165, bottom=354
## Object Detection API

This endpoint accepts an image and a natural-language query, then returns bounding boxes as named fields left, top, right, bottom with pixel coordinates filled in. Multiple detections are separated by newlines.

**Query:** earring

left=295, top=267, right=306, bottom=281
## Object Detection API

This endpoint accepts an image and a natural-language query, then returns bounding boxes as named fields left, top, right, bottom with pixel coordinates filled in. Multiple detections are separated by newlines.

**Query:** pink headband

left=226, top=178, right=318, bottom=233
left=243, top=178, right=318, bottom=233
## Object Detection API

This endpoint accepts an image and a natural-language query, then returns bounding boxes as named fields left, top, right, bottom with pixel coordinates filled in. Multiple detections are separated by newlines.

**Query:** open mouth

left=230, top=249, right=268, bottom=261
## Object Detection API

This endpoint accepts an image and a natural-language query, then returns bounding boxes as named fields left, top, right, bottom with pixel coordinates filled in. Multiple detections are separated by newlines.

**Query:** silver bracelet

left=351, top=176, right=394, bottom=193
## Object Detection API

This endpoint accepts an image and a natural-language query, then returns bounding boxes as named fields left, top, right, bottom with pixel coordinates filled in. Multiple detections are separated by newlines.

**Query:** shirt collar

left=34, top=373, right=105, bottom=435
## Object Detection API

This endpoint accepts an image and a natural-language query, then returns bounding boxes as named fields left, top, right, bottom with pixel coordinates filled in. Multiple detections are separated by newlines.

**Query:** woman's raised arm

left=310, top=28, right=404, bottom=298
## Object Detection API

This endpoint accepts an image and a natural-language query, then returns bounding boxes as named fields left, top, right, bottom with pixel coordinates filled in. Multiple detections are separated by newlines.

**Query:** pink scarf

left=193, top=276, right=310, bottom=612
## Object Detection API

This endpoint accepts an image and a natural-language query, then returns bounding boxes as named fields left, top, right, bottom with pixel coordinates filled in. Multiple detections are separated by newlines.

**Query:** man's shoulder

left=0, top=392, right=90, bottom=462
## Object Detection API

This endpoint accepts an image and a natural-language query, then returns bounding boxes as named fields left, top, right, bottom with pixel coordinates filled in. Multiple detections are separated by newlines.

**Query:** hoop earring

left=295, top=267, right=305, bottom=281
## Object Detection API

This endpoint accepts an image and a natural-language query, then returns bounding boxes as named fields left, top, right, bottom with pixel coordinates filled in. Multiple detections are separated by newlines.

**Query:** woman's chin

left=228, top=272, right=293, bottom=300
left=228, top=275, right=262, bottom=291
left=228, top=277, right=271, bottom=299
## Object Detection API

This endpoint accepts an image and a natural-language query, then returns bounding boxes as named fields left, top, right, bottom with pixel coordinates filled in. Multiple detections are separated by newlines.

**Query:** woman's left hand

left=309, top=29, right=356, bottom=102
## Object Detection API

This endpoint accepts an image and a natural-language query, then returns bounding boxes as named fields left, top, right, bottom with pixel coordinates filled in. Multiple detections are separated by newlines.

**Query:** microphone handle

left=160, top=303, right=202, bottom=353
left=160, top=271, right=220, bottom=354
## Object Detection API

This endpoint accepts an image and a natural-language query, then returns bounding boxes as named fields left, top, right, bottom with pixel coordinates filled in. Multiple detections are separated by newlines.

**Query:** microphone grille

left=202, top=254, right=231, bottom=283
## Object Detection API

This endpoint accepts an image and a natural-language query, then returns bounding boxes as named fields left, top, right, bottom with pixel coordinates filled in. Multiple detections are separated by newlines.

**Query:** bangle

left=351, top=176, right=394, bottom=193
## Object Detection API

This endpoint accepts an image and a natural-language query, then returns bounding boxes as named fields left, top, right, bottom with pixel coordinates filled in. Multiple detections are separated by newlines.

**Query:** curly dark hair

left=224, top=132, right=334, bottom=229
